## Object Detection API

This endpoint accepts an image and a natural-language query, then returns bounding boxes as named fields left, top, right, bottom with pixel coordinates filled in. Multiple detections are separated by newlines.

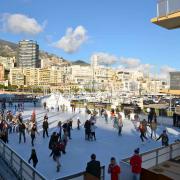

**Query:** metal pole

left=167, top=0, right=169, bottom=15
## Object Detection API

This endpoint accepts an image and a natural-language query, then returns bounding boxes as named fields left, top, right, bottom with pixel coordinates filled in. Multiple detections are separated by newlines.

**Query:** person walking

left=130, top=148, right=142, bottom=180
left=150, top=119, right=157, bottom=139
left=28, top=148, right=38, bottom=168
left=108, top=157, right=121, bottom=180
left=85, top=154, right=101, bottom=180
left=156, top=130, right=169, bottom=146
left=19, top=122, right=26, bottom=143
left=30, top=123, right=38, bottom=146
left=42, top=118, right=49, bottom=138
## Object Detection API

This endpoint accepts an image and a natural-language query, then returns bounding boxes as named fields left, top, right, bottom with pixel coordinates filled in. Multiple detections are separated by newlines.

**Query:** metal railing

left=157, top=0, right=180, bottom=17
left=56, top=166, right=105, bottom=180
left=0, top=140, right=46, bottom=180
left=122, top=142, right=180, bottom=169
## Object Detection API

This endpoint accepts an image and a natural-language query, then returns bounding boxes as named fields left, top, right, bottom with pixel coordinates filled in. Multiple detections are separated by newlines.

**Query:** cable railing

left=0, top=140, right=46, bottom=180
left=122, top=142, right=180, bottom=169
left=157, top=0, right=180, bottom=17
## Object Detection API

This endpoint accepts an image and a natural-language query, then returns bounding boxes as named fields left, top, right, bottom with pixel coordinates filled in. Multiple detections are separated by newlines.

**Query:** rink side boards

left=0, top=139, right=46, bottom=180
left=55, top=166, right=105, bottom=180
left=122, top=142, right=180, bottom=169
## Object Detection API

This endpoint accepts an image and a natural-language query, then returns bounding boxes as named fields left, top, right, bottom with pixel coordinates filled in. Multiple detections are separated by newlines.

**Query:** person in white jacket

left=90, top=123, right=97, bottom=141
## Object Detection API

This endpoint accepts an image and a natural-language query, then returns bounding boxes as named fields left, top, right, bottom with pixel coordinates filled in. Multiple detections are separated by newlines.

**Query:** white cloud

left=1, top=13, right=44, bottom=35
left=120, top=57, right=140, bottom=68
left=54, top=25, right=88, bottom=53
left=92, top=52, right=117, bottom=66
left=159, top=65, right=176, bottom=79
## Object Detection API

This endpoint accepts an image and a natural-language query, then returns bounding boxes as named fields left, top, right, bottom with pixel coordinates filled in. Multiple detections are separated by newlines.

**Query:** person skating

left=49, top=141, right=61, bottom=172
left=108, top=157, right=121, bottom=180
left=28, top=148, right=38, bottom=168
left=118, top=115, right=123, bottom=136
left=84, top=120, right=91, bottom=140
left=30, top=123, right=38, bottom=146
left=42, top=118, right=49, bottom=138
left=85, top=154, right=101, bottom=179
left=90, top=122, right=97, bottom=141
left=150, top=119, right=157, bottom=139
left=55, top=121, right=62, bottom=140
left=139, top=121, right=148, bottom=143
left=77, top=117, right=81, bottom=130
left=49, top=132, right=59, bottom=150
left=130, top=148, right=142, bottom=180
left=104, top=110, right=108, bottom=123
left=156, top=130, right=169, bottom=146
left=19, top=122, right=26, bottom=143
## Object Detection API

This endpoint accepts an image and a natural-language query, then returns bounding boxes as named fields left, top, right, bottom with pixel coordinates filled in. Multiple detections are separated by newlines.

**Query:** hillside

left=0, top=39, right=69, bottom=66
left=0, top=39, right=18, bottom=57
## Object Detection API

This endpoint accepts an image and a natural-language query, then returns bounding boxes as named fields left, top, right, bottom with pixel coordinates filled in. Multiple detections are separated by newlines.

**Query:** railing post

left=156, top=149, right=158, bottom=166
left=170, top=144, right=173, bottom=160
left=166, top=0, right=169, bottom=15
left=10, top=150, right=13, bottom=167
left=157, top=2, right=159, bottom=17
left=20, top=159, right=23, bottom=180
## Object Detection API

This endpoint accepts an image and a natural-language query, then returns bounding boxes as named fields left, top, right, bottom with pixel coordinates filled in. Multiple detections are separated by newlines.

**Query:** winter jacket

left=43, top=121, right=49, bottom=129
left=108, top=164, right=121, bottom=180
left=86, top=160, right=101, bottom=179
left=150, top=122, right=157, bottom=130
left=130, top=155, right=142, bottom=174
left=157, top=133, right=169, bottom=146
left=28, top=153, right=38, bottom=164
left=90, top=125, right=97, bottom=133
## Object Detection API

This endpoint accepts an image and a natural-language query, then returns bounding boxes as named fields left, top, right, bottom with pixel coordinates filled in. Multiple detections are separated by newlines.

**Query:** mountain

left=0, top=39, right=18, bottom=57
left=72, top=60, right=90, bottom=66
left=0, top=39, right=69, bottom=66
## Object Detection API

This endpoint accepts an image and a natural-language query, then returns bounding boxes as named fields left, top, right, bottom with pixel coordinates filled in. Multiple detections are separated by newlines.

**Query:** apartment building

left=17, top=40, right=40, bottom=68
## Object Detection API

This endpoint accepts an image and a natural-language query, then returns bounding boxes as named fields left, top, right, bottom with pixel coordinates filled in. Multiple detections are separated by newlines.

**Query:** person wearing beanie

left=85, top=153, right=101, bottom=179
left=130, top=148, right=142, bottom=180
left=156, top=130, right=169, bottom=146
left=108, top=157, right=121, bottom=180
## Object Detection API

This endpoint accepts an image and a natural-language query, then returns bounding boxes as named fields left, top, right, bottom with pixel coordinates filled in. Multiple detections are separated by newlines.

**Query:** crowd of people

left=0, top=100, right=177, bottom=180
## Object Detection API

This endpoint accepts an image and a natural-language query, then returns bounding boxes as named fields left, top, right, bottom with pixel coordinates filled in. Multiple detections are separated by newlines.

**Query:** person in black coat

left=49, top=132, right=58, bottom=150
left=156, top=130, right=169, bottom=146
left=28, top=149, right=38, bottom=168
left=19, top=122, right=26, bottom=143
left=86, top=154, right=101, bottom=179
left=42, top=119, right=49, bottom=138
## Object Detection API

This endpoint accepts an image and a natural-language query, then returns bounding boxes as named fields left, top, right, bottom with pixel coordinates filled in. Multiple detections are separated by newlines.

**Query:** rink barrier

left=56, top=166, right=105, bottom=180
left=0, top=140, right=46, bottom=180
left=122, top=142, right=180, bottom=169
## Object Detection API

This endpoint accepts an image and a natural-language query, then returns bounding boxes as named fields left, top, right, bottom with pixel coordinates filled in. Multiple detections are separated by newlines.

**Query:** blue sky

left=0, top=0, right=180, bottom=74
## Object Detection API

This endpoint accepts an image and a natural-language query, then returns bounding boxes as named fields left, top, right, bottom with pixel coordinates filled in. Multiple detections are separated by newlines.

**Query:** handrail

left=0, top=139, right=46, bottom=180
left=122, top=142, right=180, bottom=169
left=157, top=0, right=180, bottom=17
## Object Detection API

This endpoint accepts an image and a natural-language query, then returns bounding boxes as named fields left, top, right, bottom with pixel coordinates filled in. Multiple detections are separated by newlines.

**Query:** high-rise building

left=0, top=64, right=4, bottom=81
left=17, top=40, right=40, bottom=68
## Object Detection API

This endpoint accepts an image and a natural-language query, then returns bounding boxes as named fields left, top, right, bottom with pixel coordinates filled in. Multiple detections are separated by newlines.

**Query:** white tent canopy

left=41, top=93, right=71, bottom=110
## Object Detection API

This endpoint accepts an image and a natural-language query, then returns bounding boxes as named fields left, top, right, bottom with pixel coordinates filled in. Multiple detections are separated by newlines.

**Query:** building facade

left=17, top=40, right=40, bottom=68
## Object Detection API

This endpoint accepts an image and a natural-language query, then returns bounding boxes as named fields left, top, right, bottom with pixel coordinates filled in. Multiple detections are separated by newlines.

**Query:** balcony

left=151, top=0, right=180, bottom=29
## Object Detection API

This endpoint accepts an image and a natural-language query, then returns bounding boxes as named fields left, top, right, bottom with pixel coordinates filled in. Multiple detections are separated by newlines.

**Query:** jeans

left=132, top=173, right=140, bottom=180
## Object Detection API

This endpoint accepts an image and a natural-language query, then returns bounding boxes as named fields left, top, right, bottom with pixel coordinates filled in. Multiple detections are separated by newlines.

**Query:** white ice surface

left=7, top=103, right=180, bottom=180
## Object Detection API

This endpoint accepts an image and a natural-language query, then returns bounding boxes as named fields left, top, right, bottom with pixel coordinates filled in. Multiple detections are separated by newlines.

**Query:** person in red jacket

left=130, top=148, right=142, bottom=180
left=108, top=157, right=121, bottom=180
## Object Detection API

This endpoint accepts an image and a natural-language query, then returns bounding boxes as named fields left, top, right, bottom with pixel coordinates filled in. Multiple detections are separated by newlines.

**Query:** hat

left=134, top=148, right=140, bottom=154
left=91, top=154, right=96, bottom=160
